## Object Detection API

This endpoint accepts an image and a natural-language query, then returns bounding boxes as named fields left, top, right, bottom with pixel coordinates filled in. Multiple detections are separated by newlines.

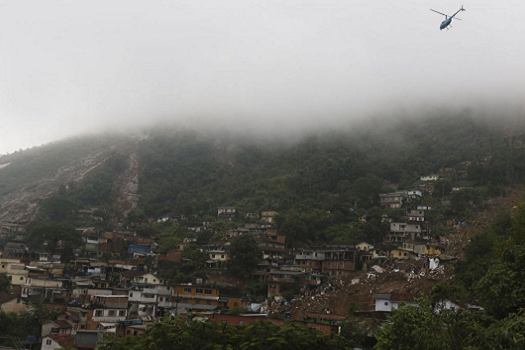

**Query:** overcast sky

left=1, top=0, right=524, bottom=154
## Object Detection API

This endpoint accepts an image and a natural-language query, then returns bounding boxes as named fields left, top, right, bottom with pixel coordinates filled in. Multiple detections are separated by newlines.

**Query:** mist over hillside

left=1, top=110, right=524, bottom=223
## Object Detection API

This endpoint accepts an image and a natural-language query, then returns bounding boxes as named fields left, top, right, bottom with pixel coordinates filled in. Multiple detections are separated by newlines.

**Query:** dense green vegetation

left=25, top=222, right=81, bottom=262
left=372, top=202, right=525, bottom=349
left=0, top=301, right=57, bottom=348
left=18, top=113, right=525, bottom=250
left=227, top=234, right=261, bottom=278
left=137, top=114, right=525, bottom=219
left=130, top=114, right=525, bottom=246
left=101, top=317, right=355, bottom=350
left=375, top=299, right=525, bottom=350
left=455, top=203, right=525, bottom=318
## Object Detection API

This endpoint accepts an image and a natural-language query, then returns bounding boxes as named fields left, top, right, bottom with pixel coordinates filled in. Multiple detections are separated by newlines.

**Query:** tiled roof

left=46, top=334, right=75, bottom=348
left=46, top=319, right=73, bottom=328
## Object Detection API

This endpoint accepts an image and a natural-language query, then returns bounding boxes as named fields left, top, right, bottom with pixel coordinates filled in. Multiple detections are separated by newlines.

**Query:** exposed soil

left=269, top=187, right=525, bottom=319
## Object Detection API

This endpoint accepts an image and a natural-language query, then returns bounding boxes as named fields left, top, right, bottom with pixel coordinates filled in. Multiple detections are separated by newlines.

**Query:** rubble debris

left=371, top=265, right=385, bottom=273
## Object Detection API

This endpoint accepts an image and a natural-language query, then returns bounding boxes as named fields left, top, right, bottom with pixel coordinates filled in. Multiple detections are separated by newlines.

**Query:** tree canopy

left=100, top=317, right=354, bottom=350
left=227, top=234, right=261, bottom=278
left=26, top=222, right=82, bottom=258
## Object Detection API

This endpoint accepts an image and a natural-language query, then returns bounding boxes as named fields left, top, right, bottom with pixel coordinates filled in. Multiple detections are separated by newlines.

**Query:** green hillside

left=135, top=113, right=525, bottom=218
left=7, top=112, right=525, bottom=246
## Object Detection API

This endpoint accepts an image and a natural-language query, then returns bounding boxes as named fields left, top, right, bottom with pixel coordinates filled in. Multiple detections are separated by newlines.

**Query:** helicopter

left=430, top=5, right=466, bottom=30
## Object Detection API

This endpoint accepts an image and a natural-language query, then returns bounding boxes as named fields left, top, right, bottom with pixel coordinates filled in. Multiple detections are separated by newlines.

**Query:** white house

left=355, top=242, right=374, bottom=252
left=41, top=334, right=75, bottom=350
left=420, top=175, right=439, bottom=181
left=373, top=293, right=418, bottom=312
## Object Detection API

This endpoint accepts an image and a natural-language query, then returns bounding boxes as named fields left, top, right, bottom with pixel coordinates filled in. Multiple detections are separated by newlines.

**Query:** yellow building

left=171, top=285, right=221, bottom=310
left=425, top=244, right=442, bottom=255
left=389, top=249, right=412, bottom=260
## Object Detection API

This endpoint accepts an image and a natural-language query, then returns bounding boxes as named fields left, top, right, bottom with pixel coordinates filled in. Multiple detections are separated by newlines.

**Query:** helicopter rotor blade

left=430, top=9, right=449, bottom=17
left=453, top=17, right=462, bottom=21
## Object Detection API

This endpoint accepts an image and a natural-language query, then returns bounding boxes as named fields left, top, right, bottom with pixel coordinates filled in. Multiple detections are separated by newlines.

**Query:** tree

left=279, top=216, right=308, bottom=247
left=39, top=197, right=77, bottom=221
left=100, top=317, right=353, bottom=350
left=157, top=236, right=183, bottom=253
left=196, top=230, right=213, bottom=245
left=350, top=176, right=383, bottom=207
left=475, top=245, right=525, bottom=318
left=324, top=224, right=365, bottom=245
left=0, top=274, right=11, bottom=293
left=136, top=226, right=159, bottom=238
left=180, top=245, right=208, bottom=271
left=227, top=234, right=261, bottom=278
left=26, top=222, right=82, bottom=257
left=375, top=300, right=445, bottom=350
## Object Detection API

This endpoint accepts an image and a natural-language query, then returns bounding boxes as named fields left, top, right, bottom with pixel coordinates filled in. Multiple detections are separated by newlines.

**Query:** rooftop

left=45, top=334, right=75, bottom=349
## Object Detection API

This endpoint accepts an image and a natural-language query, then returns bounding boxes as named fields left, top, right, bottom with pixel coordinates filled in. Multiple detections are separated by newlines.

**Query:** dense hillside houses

left=0, top=197, right=459, bottom=350
left=2, top=139, right=520, bottom=350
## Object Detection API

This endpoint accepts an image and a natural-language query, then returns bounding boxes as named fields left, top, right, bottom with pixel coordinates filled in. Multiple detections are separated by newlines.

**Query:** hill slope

left=1, top=112, right=524, bottom=223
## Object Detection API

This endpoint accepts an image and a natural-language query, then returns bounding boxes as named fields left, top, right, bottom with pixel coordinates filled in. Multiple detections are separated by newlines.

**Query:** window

left=20, top=276, right=24, bottom=280
left=95, top=310, right=103, bottom=317
left=384, top=302, right=389, bottom=306
left=46, top=339, right=52, bottom=345
left=145, top=278, right=148, bottom=282
left=184, top=287, right=191, bottom=293
left=206, top=300, right=211, bottom=305
left=196, top=288, right=203, bottom=294
left=205, top=289, right=212, bottom=295
left=108, top=310, right=116, bottom=317
left=130, top=293, right=133, bottom=297
left=80, top=325, right=85, bottom=330
left=119, top=310, right=126, bottom=316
